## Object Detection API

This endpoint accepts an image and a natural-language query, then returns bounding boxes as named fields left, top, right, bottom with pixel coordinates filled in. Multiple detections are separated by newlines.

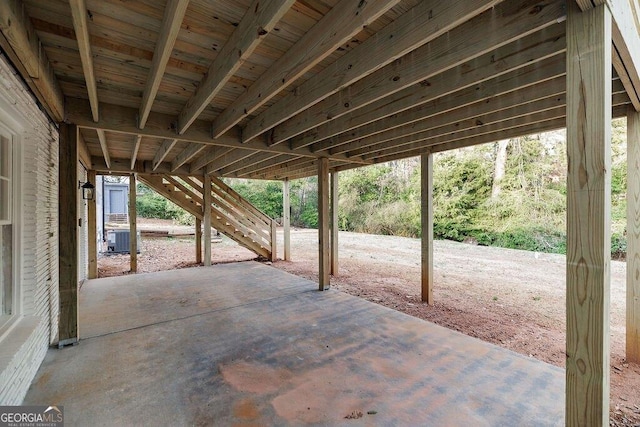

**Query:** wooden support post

left=421, top=152, right=434, bottom=304
left=87, top=170, right=97, bottom=279
left=129, top=173, right=137, bottom=273
left=270, top=219, right=277, bottom=262
left=203, top=174, right=212, bottom=266
left=330, top=172, right=339, bottom=276
left=566, top=3, right=612, bottom=425
left=627, top=106, right=640, bottom=363
left=283, top=179, right=291, bottom=261
left=195, top=217, right=202, bottom=264
left=318, top=158, right=330, bottom=290
left=58, top=123, right=78, bottom=346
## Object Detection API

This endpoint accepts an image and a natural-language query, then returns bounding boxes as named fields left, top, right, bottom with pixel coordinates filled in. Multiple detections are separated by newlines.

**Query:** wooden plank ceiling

left=3, top=0, right=638, bottom=180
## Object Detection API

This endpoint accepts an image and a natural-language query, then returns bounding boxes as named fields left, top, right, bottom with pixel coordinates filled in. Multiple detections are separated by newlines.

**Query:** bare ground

left=98, top=219, right=640, bottom=425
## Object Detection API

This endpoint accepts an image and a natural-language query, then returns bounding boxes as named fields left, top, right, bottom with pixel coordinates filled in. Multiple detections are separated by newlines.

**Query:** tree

left=491, top=139, right=509, bottom=199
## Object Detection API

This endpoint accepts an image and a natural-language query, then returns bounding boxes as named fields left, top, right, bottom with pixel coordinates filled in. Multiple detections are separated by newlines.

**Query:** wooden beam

left=65, top=98, right=371, bottom=165
left=217, top=152, right=280, bottom=176
left=613, top=43, right=640, bottom=111
left=283, top=179, right=291, bottom=261
left=274, top=0, right=566, bottom=145
left=87, top=170, right=97, bottom=279
left=139, top=0, right=190, bottom=129
left=240, top=158, right=317, bottom=180
left=178, top=0, right=295, bottom=134
left=360, top=100, right=568, bottom=160
left=575, top=0, right=605, bottom=10
left=421, top=153, right=433, bottom=304
left=367, top=94, right=628, bottom=163
left=283, top=162, right=341, bottom=181
left=358, top=106, right=624, bottom=167
left=244, top=0, right=502, bottom=143
left=205, top=149, right=257, bottom=174
left=129, top=173, right=137, bottom=272
left=321, top=54, right=566, bottom=155
left=0, top=0, right=64, bottom=121
left=258, top=165, right=320, bottom=180
left=96, top=129, right=111, bottom=169
left=330, top=172, right=338, bottom=276
left=77, top=131, right=92, bottom=169
left=290, top=23, right=566, bottom=151
left=270, top=220, right=277, bottom=262
left=356, top=90, right=629, bottom=162
left=58, top=123, right=78, bottom=346
left=211, top=0, right=401, bottom=138
left=203, top=174, right=212, bottom=266
left=69, top=0, right=99, bottom=122
left=130, top=135, right=142, bottom=170
left=365, top=117, right=567, bottom=165
left=608, top=0, right=640, bottom=112
left=251, top=159, right=323, bottom=179
left=152, top=138, right=178, bottom=171
left=91, top=156, right=194, bottom=176
left=232, top=154, right=301, bottom=177
left=261, top=159, right=340, bottom=180
left=627, top=105, right=640, bottom=363
left=330, top=61, right=566, bottom=156
left=318, top=157, right=330, bottom=290
left=28, top=14, right=207, bottom=79
left=172, top=143, right=206, bottom=172
left=190, top=146, right=232, bottom=173
left=363, top=100, right=631, bottom=164
left=255, top=158, right=351, bottom=180
left=565, top=4, right=611, bottom=425
left=195, top=217, right=202, bottom=264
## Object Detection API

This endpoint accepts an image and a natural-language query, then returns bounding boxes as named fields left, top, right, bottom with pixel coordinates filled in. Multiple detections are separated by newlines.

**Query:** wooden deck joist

left=288, top=23, right=566, bottom=151
left=0, top=0, right=64, bottom=121
left=211, top=0, right=401, bottom=138
left=64, top=99, right=372, bottom=166
left=138, top=0, right=190, bottom=129
left=316, top=52, right=567, bottom=155
left=273, top=0, right=566, bottom=146
left=3, top=2, right=639, bottom=425
left=5, top=0, right=637, bottom=181
left=243, top=0, right=503, bottom=143
left=69, top=0, right=100, bottom=122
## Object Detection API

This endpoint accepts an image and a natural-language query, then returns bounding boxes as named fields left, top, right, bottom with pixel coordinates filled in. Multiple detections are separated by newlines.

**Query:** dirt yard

left=98, top=219, right=640, bottom=425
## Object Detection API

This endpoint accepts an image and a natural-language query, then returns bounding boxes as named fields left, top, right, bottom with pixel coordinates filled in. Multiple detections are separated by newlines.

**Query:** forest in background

left=135, top=118, right=628, bottom=258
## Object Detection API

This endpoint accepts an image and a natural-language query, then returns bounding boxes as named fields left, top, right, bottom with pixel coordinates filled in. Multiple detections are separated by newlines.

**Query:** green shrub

left=470, top=228, right=566, bottom=253
left=136, top=190, right=192, bottom=223
left=137, top=193, right=174, bottom=219
left=611, top=232, right=627, bottom=260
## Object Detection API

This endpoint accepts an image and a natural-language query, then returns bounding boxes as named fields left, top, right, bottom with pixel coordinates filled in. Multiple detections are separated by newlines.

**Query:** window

left=0, top=131, right=12, bottom=328
left=0, top=134, right=9, bottom=224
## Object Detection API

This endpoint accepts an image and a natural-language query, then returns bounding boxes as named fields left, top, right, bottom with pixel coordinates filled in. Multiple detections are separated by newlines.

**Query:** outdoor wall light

left=79, top=181, right=95, bottom=200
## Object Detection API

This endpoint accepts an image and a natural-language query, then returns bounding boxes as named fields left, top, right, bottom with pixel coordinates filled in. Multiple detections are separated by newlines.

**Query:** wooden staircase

left=139, top=174, right=276, bottom=260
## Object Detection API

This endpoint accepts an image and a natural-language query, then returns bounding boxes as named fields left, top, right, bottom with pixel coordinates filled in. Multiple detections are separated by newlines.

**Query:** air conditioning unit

left=106, top=229, right=141, bottom=254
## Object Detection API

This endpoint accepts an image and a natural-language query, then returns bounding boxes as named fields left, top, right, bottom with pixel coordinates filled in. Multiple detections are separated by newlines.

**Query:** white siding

left=0, top=54, right=59, bottom=405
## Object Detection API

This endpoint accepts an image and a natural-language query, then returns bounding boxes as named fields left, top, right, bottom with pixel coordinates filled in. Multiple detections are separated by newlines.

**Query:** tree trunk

left=492, top=139, right=509, bottom=199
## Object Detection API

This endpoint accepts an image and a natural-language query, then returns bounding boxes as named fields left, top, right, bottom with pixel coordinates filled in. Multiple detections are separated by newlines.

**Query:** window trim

left=0, top=100, right=24, bottom=337
left=0, top=133, right=10, bottom=226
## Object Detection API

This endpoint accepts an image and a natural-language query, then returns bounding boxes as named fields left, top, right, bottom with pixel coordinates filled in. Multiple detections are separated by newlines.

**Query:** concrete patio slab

left=25, top=262, right=564, bottom=426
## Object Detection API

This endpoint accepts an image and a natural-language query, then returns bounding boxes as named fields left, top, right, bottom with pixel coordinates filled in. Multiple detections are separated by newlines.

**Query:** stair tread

left=145, top=175, right=273, bottom=259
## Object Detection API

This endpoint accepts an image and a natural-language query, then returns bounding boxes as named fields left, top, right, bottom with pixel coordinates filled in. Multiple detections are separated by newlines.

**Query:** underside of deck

left=25, top=262, right=563, bottom=426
